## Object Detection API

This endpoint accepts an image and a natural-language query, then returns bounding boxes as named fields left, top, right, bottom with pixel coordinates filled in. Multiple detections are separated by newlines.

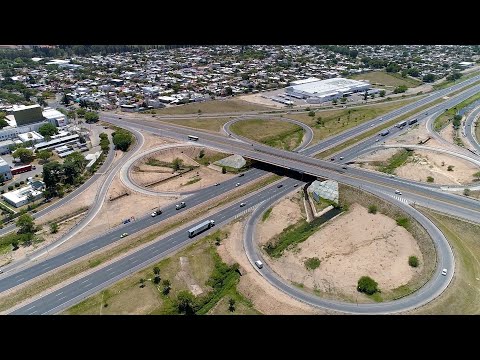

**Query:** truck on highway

left=176, top=201, right=186, bottom=210
left=408, top=118, right=418, bottom=125
left=380, top=130, right=390, bottom=136
left=187, top=219, right=215, bottom=238
left=396, top=120, right=407, bottom=128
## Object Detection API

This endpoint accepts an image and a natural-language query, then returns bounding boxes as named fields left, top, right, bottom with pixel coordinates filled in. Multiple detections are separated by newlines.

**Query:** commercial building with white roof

left=2, top=183, right=44, bottom=207
left=42, top=107, right=68, bottom=127
left=285, top=77, right=370, bottom=103
left=0, top=156, right=13, bottom=180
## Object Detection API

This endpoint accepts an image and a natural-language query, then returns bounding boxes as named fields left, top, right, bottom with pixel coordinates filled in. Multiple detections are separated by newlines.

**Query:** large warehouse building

left=285, top=77, right=371, bottom=103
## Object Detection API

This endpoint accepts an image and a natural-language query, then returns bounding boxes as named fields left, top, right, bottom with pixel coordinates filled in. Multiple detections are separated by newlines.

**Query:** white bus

left=188, top=135, right=199, bottom=141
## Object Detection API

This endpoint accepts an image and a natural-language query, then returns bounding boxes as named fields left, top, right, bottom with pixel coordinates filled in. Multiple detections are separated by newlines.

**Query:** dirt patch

left=266, top=203, right=422, bottom=301
left=355, top=147, right=479, bottom=185
left=216, top=221, right=325, bottom=314
left=256, top=191, right=304, bottom=246
left=175, top=256, right=204, bottom=296
left=131, top=146, right=235, bottom=191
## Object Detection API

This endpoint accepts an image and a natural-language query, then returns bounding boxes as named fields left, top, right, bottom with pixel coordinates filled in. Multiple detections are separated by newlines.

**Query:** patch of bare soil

left=395, top=150, right=478, bottom=185
left=216, top=221, right=326, bottom=314
left=266, top=203, right=422, bottom=301
left=256, top=192, right=304, bottom=246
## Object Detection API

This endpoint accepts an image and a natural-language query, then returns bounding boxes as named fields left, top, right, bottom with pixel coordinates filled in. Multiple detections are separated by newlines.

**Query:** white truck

left=176, top=202, right=186, bottom=210
left=187, top=220, right=215, bottom=238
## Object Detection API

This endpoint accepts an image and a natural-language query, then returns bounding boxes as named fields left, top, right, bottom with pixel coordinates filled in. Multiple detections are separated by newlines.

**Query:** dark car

left=238, top=173, right=245, bottom=177
left=277, top=184, right=283, bottom=188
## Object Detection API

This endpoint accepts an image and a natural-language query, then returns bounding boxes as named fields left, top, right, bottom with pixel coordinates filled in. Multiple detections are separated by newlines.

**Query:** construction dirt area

left=217, top=221, right=328, bottom=315
left=130, top=146, right=235, bottom=192
left=259, top=203, right=423, bottom=302
left=355, top=147, right=479, bottom=185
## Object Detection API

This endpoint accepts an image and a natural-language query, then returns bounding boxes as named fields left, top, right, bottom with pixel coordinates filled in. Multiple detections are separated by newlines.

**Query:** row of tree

left=42, top=152, right=87, bottom=198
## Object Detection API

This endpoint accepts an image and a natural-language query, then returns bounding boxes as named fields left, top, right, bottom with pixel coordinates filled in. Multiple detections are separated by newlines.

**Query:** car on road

left=395, top=190, right=402, bottom=195
left=390, top=174, right=396, bottom=178
left=176, top=201, right=186, bottom=210
left=240, top=202, right=246, bottom=207
left=238, top=173, right=245, bottom=177
left=342, top=166, right=348, bottom=170
left=123, top=218, right=131, bottom=224
left=370, top=124, right=374, bottom=127
left=293, top=183, right=298, bottom=187
left=441, top=268, right=448, bottom=276
left=375, top=139, right=379, bottom=142
left=32, top=165, right=36, bottom=170
left=235, top=182, right=240, bottom=187
left=151, top=210, right=162, bottom=217
left=254, top=260, right=263, bottom=269
left=214, top=183, right=219, bottom=186
left=120, top=233, right=128, bottom=238
left=277, top=184, right=283, bottom=188
left=339, top=156, right=344, bottom=160
left=330, top=158, right=335, bottom=161
left=0, top=268, right=3, bottom=274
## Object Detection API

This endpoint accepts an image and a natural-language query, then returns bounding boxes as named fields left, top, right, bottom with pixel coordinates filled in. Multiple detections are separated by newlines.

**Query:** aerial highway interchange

left=1, top=72, right=480, bottom=315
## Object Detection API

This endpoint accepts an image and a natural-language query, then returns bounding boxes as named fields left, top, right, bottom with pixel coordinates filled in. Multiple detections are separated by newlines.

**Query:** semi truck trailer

left=187, top=220, right=215, bottom=238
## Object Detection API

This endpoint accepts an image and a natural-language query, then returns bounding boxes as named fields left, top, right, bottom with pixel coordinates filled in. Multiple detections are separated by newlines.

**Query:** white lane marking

left=80, top=279, right=90, bottom=284
left=82, top=282, right=92, bottom=288
left=66, top=255, right=75, bottom=260
left=16, top=277, right=24, bottom=282
left=29, top=310, right=38, bottom=315
left=25, top=305, right=36, bottom=311
left=55, top=292, right=64, bottom=297
left=105, top=267, right=114, bottom=272
left=58, top=296, right=67, bottom=301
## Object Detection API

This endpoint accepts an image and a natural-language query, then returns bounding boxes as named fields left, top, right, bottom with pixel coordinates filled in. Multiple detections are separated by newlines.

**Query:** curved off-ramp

left=465, top=105, right=480, bottom=154
left=223, top=115, right=314, bottom=151
left=121, top=143, right=219, bottom=197
left=243, top=181, right=454, bottom=315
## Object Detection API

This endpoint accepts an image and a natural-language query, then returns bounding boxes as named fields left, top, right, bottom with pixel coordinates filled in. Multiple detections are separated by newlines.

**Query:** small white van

left=254, top=260, right=263, bottom=269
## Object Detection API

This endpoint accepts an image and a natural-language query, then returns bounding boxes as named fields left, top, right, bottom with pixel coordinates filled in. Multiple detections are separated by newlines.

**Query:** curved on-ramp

left=243, top=184, right=454, bottom=314
left=223, top=115, right=314, bottom=152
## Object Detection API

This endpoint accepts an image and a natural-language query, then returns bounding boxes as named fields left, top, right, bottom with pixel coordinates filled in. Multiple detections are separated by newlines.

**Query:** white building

left=0, top=157, right=13, bottom=180
left=42, top=107, right=68, bottom=127
left=0, top=139, right=16, bottom=155
left=18, top=131, right=44, bottom=144
left=2, top=184, right=43, bottom=207
left=285, top=77, right=371, bottom=103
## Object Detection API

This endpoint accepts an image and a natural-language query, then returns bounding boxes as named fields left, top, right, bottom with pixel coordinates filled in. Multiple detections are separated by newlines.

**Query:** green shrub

left=304, top=257, right=321, bottom=270
left=464, top=188, right=471, bottom=196
left=14, top=183, right=20, bottom=187
left=368, top=204, right=377, bottom=214
left=357, top=276, right=379, bottom=295
left=427, top=176, right=434, bottom=183
left=447, top=165, right=454, bottom=171
left=408, top=256, right=419, bottom=267
left=396, top=217, right=410, bottom=229
left=8, top=186, right=13, bottom=191
left=20, top=180, right=25, bottom=185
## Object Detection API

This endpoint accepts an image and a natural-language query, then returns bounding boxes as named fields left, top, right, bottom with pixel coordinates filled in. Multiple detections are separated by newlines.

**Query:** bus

left=188, top=135, right=199, bottom=141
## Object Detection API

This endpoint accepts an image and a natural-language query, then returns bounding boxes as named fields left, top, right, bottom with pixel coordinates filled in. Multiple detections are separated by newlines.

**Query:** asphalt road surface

left=465, top=106, right=480, bottom=154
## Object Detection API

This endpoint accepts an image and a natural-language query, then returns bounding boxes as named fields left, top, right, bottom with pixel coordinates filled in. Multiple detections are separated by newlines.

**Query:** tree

left=393, top=85, right=408, bottom=94
left=427, top=176, right=434, bottom=183
left=50, top=222, right=59, bottom=234
left=12, top=148, right=34, bottom=163
left=139, top=278, right=145, bottom=288
left=38, top=123, right=58, bottom=137
left=38, top=96, right=48, bottom=107
left=84, top=111, right=99, bottom=123
left=222, top=166, right=227, bottom=174
left=224, top=87, right=233, bottom=96
left=473, top=171, right=480, bottom=180
left=175, top=290, right=196, bottom=315
left=379, top=90, right=386, bottom=97
left=38, top=150, right=52, bottom=163
left=422, top=73, right=436, bottom=83
left=16, top=214, right=36, bottom=234
left=162, top=279, right=171, bottom=295
left=447, top=165, right=454, bottom=171
left=43, top=161, right=63, bottom=197
left=172, top=158, right=183, bottom=171
left=368, top=205, right=377, bottom=214
left=67, top=110, right=77, bottom=121
left=464, top=188, right=471, bottom=196
left=76, top=108, right=86, bottom=118
left=153, top=266, right=161, bottom=284
left=199, top=149, right=205, bottom=158
left=228, top=298, right=236, bottom=312
left=357, top=276, right=379, bottom=295
left=363, top=90, right=368, bottom=101
left=61, top=93, right=70, bottom=105
left=332, top=98, right=338, bottom=105
left=308, top=111, right=315, bottom=117
left=408, top=256, right=419, bottom=268
left=112, top=130, right=133, bottom=151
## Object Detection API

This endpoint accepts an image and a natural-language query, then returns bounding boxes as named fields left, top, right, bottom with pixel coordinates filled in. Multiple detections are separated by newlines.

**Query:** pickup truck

left=176, top=202, right=186, bottom=210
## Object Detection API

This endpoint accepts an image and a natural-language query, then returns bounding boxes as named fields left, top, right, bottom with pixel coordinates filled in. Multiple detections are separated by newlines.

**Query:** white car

left=240, top=202, right=246, bottom=207
left=151, top=212, right=158, bottom=217
left=395, top=190, right=402, bottom=195
left=441, top=268, right=448, bottom=276
left=214, top=183, right=219, bottom=186
left=254, top=260, right=263, bottom=269
left=235, top=182, right=240, bottom=187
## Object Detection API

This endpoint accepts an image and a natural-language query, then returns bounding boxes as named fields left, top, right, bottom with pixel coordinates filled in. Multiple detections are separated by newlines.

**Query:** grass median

left=0, top=173, right=281, bottom=313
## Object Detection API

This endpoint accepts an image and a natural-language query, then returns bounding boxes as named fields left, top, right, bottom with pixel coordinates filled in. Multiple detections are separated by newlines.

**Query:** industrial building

left=42, top=107, right=68, bottom=127
left=0, top=157, right=13, bottom=181
left=2, top=182, right=45, bottom=208
left=285, top=77, right=370, bottom=103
